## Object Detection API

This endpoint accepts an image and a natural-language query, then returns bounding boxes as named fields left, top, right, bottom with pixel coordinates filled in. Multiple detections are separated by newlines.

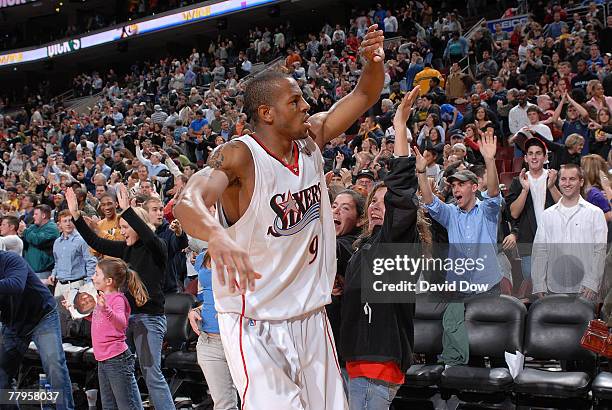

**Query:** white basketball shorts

left=218, top=306, right=348, bottom=410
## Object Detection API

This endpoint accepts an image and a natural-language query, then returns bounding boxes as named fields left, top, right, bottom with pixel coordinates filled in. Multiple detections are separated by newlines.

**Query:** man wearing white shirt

left=384, top=124, right=412, bottom=142
left=135, top=141, right=168, bottom=177
left=509, top=90, right=536, bottom=157
left=76, top=135, right=95, bottom=153
left=508, top=90, right=535, bottom=135
left=0, top=216, right=23, bottom=256
left=531, top=163, right=608, bottom=300
left=332, top=25, right=346, bottom=43
left=241, top=58, right=252, bottom=75
left=519, top=106, right=553, bottom=141
left=384, top=10, right=399, bottom=35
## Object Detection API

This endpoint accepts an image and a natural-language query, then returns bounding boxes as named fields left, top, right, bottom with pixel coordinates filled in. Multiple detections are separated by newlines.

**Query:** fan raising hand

left=478, top=129, right=497, bottom=161
left=66, top=187, right=80, bottom=220
left=116, top=183, right=131, bottom=211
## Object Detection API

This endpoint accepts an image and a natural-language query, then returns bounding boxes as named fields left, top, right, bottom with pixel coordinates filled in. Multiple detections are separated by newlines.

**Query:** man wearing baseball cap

left=415, top=131, right=503, bottom=366
left=506, top=137, right=560, bottom=296
left=354, top=169, right=376, bottom=194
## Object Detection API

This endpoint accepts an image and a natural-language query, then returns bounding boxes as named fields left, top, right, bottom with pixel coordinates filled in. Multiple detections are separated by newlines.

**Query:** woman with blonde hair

left=581, top=154, right=612, bottom=222
left=587, top=80, right=612, bottom=112
left=549, top=133, right=585, bottom=170
left=65, top=183, right=175, bottom=409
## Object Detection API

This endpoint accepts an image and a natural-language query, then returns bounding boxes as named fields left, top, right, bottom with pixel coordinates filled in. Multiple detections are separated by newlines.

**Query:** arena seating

left=592, top=371, right=612, bottom=408
left=162, top=292, right=204, bottom=402
left=440, top=295, right=526, bottom=406
left=396, top=300, right=445, bottom=408
left=16, top=292, right=610, bottom=408
left=397, top=294, right=606, bottom=408
left=514, top=295, right=595, bottom=408
left=405, top=300, right=445, bottom=388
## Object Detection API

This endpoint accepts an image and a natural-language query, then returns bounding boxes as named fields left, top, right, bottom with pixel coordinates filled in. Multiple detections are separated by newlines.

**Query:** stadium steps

left=65, top=92, right=103, bottom=115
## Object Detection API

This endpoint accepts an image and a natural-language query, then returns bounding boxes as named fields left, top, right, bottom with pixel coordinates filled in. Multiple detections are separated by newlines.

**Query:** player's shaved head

left=244, top=71, right=293, bottom=124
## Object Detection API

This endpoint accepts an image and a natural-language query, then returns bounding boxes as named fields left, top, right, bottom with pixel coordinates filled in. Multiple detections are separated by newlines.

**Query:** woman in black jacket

left=340, top=88, right=421, bottom=409
left=65, top=183, right=175, bottom=409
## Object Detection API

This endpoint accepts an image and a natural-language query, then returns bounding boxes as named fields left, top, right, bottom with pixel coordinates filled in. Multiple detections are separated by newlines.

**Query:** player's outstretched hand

left=188, top=308, right=202, bottom=336
left=359, top=25, right=385, bottom=63
left=208, top=229, right=262, bottom=294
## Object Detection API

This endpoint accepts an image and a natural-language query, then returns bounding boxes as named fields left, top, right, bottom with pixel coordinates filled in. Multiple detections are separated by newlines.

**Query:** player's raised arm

left=309, top=25, right=385, bottom=148
left=174, top=141, right=261, bottom=293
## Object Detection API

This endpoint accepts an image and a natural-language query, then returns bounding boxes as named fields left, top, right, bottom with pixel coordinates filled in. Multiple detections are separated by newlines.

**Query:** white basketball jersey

left=212, top=134, right=336, bottom=320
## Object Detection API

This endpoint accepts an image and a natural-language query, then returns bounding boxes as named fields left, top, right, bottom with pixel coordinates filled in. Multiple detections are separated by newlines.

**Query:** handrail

left=383, top=36, right=405, bottom=49
left=65, top=92, right=101, bottom=106
left=465, top=18, right=486, bottom=40
left=67, top=92, right=103, bottom=114
left=458, top=17, right=486, bottom=76
left=49, top=89, right=74, bottom=105
left=239, top=56, right=284, bottom=84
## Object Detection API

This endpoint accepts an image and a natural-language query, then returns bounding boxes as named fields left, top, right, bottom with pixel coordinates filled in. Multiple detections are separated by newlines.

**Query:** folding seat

left=592, top=371, right=612, bottom=409
left=405, top=301, right=445, bottom=388
left=439, top=295, right=526, bottom=406
left=512, top=157, right=525, bottom=172
left=162, top=293, right=203, bottom=400
left=593, top=311, right=612, bottom=408
left=514, top=295, right=595, bottom=409
left=499, top=172, right=520, bottom=191
left=395, top=301, right=446, bottom=408
left=496, top=146, right=515, bottom=161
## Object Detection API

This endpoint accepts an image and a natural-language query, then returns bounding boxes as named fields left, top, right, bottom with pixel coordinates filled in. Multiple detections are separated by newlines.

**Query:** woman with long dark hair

left=340, top=87, right=422, bottom=409
left=65, top=183, right=175, bottom=409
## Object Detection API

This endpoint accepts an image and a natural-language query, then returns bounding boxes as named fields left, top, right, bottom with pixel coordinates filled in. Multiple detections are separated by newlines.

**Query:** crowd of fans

left=1, top=0, right=612, bottom=406
left=1, top=0, right=612, bottom=298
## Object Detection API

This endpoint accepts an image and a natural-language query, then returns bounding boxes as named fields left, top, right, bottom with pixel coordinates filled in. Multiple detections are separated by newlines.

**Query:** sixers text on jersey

left=267, top=183, right=322, bottom=237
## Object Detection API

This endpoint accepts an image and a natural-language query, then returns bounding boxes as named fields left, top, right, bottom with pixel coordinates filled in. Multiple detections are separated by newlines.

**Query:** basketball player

left=174, top=25, right=385, bottom=409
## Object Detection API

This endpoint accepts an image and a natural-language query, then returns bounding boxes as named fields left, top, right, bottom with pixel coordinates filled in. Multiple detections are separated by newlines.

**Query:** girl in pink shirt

left=64, top=258, right=148, bottom=409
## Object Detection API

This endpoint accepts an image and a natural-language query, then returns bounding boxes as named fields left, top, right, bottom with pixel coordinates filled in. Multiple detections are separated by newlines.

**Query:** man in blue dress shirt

left=48, top=210, right=97, bottom=297
left=415, top=128, right=502, bottom=366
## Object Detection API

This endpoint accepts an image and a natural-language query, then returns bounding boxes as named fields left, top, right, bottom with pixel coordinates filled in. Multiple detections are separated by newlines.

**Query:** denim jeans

left=98, top=349, right=143, bottom=410
left=521, top=255, right=532, bottom=279
left=0, top=308, right=75, bottom=410
left=126, top=314, right=175, bottom=409
left=195, top=149, right=205, bottom=162
left=196, top=333, right=237, bottom=410
left=348, top=377, right=400, bottom=410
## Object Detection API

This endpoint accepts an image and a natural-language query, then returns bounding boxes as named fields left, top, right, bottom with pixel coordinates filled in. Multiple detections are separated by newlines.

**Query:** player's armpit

left=174, top=140, right=252, bottom=240
left=206, top=140, right=251, bottom=186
